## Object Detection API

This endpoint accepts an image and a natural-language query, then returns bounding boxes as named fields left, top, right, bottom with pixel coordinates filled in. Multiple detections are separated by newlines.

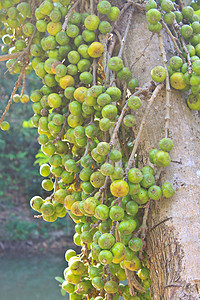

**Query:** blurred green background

left=0, top=62, right=74, bottom=300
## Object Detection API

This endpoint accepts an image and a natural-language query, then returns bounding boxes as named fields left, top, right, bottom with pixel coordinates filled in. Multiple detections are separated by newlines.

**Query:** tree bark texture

left=115, top=6, right=200, bottom=299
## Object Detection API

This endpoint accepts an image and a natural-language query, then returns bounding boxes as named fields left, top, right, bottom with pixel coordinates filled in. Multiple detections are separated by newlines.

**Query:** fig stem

left=126, top=83, right=164, bottom=172
left=158, top=30, right=171, bottom=139
left=62, top=0, right=82, bottom=31
left=161, top=21, right=183, bottom=58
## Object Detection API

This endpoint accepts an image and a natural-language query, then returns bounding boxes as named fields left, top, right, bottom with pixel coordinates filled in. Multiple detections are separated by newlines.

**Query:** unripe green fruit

left=39, top=0, right=53, bottom=15
left=118, top=220, right=136, bottom=235
left=98, top=233, right=115, bottom=250
left=79, top=168, right=92, bottom=181
left=90, top=172, right=105, bottom=188
left=174, top=11, right=183, bottom=23
left=82, top=30, right=96, bottom=43
left=61, top=171, right=74, bottom=184
left=54, top=189, right=68, bottom=204
left=84, top=15, right=100, bottom=31
left=30, top=196, right=44, bottom=212
left=154, top=151, right=171, bottom=167
left=145, top=0, right=157, bottom=11
left=62, top=281, right=75, bottom=293
left=182, top=6, right=194, bottom=20
left=42, top=179, right=54, bottom=191
left=140, top=173, right=155, bottom=188
left=40, top=164, right=50, bottom=177
left=95, top=204, right=109, bottom=220
left=128, top=168, right=143, bottom=183
left=148, top=22, right=162, bottom=33
left=99, top=21, right=111, bottom=34
left=126, top=201, right=138, bottom=215
left=83, top=197, right=99, bottom=215
left=151, top=66, right=167, bottom=82
left=109, top=206, right=124, bottom=221
left=99, top=118, right=112, bottom=131
left=41, top=201, right=55, bottom=216
left=98, top=250, right=113, bottom=265
left=80, top=231, right=93, bottom=243
left=128, top=95, right=141, bottom=110
left=162, top=182, right=175, bottom=198
left=109, top=149, right=122, bottom=162
left=138, top=267, right=150, bottom=280
left=187, top=93, right=200, bottom=110
left=161, top=0, right=174, bottom=12
left=108, top=57, right=123, bottom=71
left=136, top=188, right=149, bottom=204
left=148, top=185, right=162, bottom=200
left=110, top=167, right=124, bottom=181
left=104, top=280, right=118, bottom=293
left=123, top=255, right=141, bottom=271
left=123, top=114, right=136, bottom=127
left=97, top=1, right=111, bottom=14
left=163, top=12, right=175, bottom=24
left=142, top=166, right=154, bottom=175
left=43, top=212, right=57, bottom=222
left=102, top=104, right=118, bottom=121
left=149, top=148, right=159, bottom=164
left=0, top=121, right=10, bottom=131
left=92, top=276, right=104, bottom=289
left=107, top=7, right=120, bottom=21
left=129, top=237, right=143, bottom=251
left=100, top=163, right=114, bottom=176
left=169, top=56, right=183, bottom=71
left=146, top=9, right=161, bottom=25
left=180, top=25, right=193, bottom=40
left=159, top=138, right=173, bottom=152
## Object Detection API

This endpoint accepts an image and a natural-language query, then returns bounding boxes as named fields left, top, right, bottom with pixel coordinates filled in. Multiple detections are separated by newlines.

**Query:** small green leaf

left=60, top=288, right=66, bottom=296
left=55, top=276, right=64, bottom=284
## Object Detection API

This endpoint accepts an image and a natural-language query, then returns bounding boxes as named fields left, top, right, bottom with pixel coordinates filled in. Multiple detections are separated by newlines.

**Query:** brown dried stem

left=126, top=83, right=164, bottom=172
left=52, top=113, right=69, bottom=144
left=20, top=69, right=26, bottom=97
left=161, top=21, right=183, bottom=58
left=62, top=0, right=82, bottom=31
left=0, top=52, right=22, bottom=62
left=92, top=58, right=97, bottom=85
left=116, top=225, right=145, bottom=294
left=158, top=31, right=171, bottom=138
left=109, top=2, right=133, bottom=34
left=118, top=9, right=133, bottom=59
left=180, top=36, right=192, bottom=74
left=110, top=87, right=151, bottom=147
left=130, top=33, right=154, bottom=69
left=0, top=70, right=24, bottom=125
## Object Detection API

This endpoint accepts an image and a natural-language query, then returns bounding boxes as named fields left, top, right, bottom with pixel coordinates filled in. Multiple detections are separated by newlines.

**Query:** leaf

left=34, top=150, right=49, bottom=166
left=55, top=276, right=65, bottom=284
left=22, top=119, right=34, bottom=128
left=17, top=151, right=28, bottom=159
left=60, top=288, right=66, bottom=296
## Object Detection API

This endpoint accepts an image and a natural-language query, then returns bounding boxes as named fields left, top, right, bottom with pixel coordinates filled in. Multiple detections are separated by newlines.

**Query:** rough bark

left=117, top=7, right=200, bottom=300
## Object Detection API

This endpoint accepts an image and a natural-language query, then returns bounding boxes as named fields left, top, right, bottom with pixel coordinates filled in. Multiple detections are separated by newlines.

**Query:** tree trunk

left=117, top=6, right=200, bottom=299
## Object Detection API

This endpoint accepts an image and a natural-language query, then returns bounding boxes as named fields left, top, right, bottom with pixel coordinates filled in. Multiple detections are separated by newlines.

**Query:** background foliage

left=0, top=61, right=74, bottom=242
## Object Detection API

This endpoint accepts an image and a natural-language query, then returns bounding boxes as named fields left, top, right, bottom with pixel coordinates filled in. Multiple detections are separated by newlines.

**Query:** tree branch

left=126, top=83, right=164, bottom=172
left=62, top=0, right=82, bottom=31
left=158, top=31, right=171, bottom=138
left=118, top=10, right=133, bottom=59
left=161, top=21, right=183, bottom=58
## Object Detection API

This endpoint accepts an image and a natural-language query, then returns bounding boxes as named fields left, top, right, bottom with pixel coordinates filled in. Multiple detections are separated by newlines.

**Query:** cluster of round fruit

left=1, top=0, right=176, bottom=298
left=145, top=0, right=200, bottom=110
left=59, top=248, right=150, bottom=300
left=30, top=135, right=175, bottom=299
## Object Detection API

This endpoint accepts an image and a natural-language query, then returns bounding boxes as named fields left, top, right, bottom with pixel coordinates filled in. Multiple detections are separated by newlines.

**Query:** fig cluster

left=146, top=0, right=200, bottom=110
left=0, top=0, right=176, bottom=299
